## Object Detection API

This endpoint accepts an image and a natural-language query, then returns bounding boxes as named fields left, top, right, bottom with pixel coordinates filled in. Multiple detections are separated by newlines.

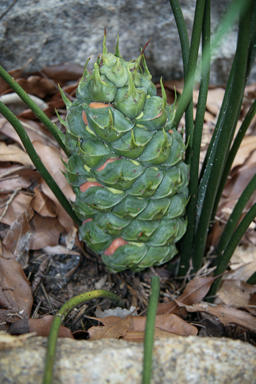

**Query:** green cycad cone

left=60, top=33, right=189, bottom=272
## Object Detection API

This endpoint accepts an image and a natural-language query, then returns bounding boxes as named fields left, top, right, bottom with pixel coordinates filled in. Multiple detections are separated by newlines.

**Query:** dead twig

left=0, top=187, right=21, bottom=221
left=0, top=165, right=32, bottom=179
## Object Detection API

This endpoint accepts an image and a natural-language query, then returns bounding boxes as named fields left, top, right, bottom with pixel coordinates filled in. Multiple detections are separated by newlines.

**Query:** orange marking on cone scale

left=79, top=181, right=102, bottom=193
left=97, top=157, right=121, bottom=171
left=82, top=102, right=113, bottom=125
left=82, top=110, right=88, bottom=125
left=103, top=238, right=128, bottom=256
left=89, top=102, right=113, bottom=109
left=82, top=218, right=93, bottom=225
left=155, top=110, right=163, bottom=118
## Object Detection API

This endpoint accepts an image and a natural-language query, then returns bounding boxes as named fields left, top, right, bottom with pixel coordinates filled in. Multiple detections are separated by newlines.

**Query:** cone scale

left=61, top=34, right=189, bottom=272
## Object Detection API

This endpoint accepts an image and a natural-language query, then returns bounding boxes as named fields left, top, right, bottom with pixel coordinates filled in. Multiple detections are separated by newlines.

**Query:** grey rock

left=0, top=336, right=256, bottom=383
left=0, top=0, right=253, bottom=85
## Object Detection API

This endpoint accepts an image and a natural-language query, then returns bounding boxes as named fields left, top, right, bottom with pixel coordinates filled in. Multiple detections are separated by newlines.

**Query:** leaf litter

left=0, top=65, right=255, bottom=345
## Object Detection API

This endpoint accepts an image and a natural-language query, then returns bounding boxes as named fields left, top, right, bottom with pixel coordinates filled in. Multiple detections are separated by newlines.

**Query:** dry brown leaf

left=9, top=316, right=73, bottom=338
left=65, top=226, right=78, bottom=251
left=215, top=279, right=256, bottom=316
left=41, top=62, right=83, bottom=82
left=177, top=302, right=256, bottom=332
left=88, top=312, right=197, bottom=341
left=206, top=88, right=225, bottom=115
left=156, top=276, right=216, bottom=315
left=29, top=212, right=65, bottom=250
left=218, top=160, right=256, bottom=240
left=203, top=110, right=215, bottom=123
left=155, top=314, right=197, bottom=336
left=162, top=79, right=184, bottom=95
left=0, top=68, right=25, bottom=94
left=0, top=167, right=40, bottom=191
left=226, top=261, right=256, bottom=281
left=230, top=245, right=256, bottom=270
left=222, top=161, right=256, bottom=203
left=0, top=245, right=33, bottom=331
left=31, top=185, right=57, bottom=217
left=14, top=77, right=57, bottom=99
left=245, top=81, right=256, bottom=98
left=249, top=292, right=256, bottom=307
left=128, top=314, right=197, bottom=336
left=232, top=136, right=256, bottom=168
left=245, top=227, right=256, bottom=246
left=122, top=329, right=180, bottom=342
left=3, top=208, right=34, bottom=267
left=0, top=143, right=33, bottom=167
left=0, top=118, right=56, bottom=148
left=88, top=315, right=132, bottom=340
left=0, top=192, right=33, bottom=226
left=33, top=141, right=76, bottom=233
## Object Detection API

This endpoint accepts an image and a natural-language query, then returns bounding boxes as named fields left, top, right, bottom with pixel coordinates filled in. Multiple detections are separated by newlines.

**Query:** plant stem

left=0, top=101, right=81, bottom=226
left=191, top=3, right=252, bottom=272
left=179, top=0, right=211, bottom=275
left=0, top=65, right=69, bottom=157
left=169, top=0, right=194, bottom=164
left=169, top=0, right=190, bottom=72
left=172, top=0, right=206, bottom=165
left=43, top=290, right=124, bottom=384
left=142, top=276, right=160, bottom=384
left=210, top=4, right=256, bottom=220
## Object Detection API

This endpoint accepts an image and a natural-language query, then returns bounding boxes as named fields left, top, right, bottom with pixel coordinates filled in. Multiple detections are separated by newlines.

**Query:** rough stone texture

left=0, top=0, right=252, bottom=85
left=0, top=336, right=256, bottom=383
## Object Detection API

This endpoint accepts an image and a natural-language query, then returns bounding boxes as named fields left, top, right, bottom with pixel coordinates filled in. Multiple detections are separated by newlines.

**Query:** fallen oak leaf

left=0, top=142, right=34, bottom=167
left=87, top=312, right=197, bottom=341
left=0, top=167, right=40, bottom=192
left=3, top=208, right=33, bottom=267
left=156, top=276, right=217, bottom=315
left=0, top=117, right=56, bottom=148
left=229, top=245, right=256, bottom=271
left=224, top=261, right=256, bottom=282
left=8, top=315, right=73, bottom=338
left=0, top=245, right=32, bottom=331
left=87, top=315, right=132, bottom=340
left=121, top=329, right=181, bottom=343
left=29, top=212, right=65, bottom=250
left=32, top=141, right=75, bottom=233
left=129, top=313, right=197, bottom=336
left=176, top=301, right=256, bottom=332
left=215, top=279, right=256, bottom=316
left=31, top=185, right=57, bottom=218
left=206, top=87, right=225, bottom=115
left=41, top=62, right=84, bottom=82
left=0, top=68, right=25, bottom=94
left=13, top=76, right=57, bottom=99
left=249, top=292, right=256, bottom=307
left=0, top=192, right=33, bottom=226
left=232, top=136, right=256, bottom=168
